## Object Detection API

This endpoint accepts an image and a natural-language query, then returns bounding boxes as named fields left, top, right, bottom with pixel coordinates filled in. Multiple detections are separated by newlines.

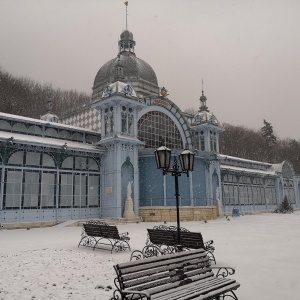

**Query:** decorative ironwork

left=110, top=278, right=122, bottom=300
left=212, top=266, right=236, bottom=278
left=123, top=84, right=133, bottom=97
left=0, top=138, right=15, bottom=163
left=152, top=225, right=189, bottom=232
left=218, top=291, right=239, bottom=300
left=103, top=85, right=112, bottom=97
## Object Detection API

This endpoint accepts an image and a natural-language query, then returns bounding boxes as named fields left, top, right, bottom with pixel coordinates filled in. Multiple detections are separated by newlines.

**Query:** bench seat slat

left=151, top=278, right=239, bottom=300
left=191, top=282, right=240, bottom=300
left=118, top=249, right=206, bottom=273
left=151, top=277, right=228, bottom=300
left=121, top=257, right=210, bottom=282
left=128, top=272, right=215, bottom=299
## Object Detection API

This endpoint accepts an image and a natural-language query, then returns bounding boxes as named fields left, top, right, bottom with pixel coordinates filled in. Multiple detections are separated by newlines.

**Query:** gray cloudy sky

left=1, top=0, right=300, bottom=140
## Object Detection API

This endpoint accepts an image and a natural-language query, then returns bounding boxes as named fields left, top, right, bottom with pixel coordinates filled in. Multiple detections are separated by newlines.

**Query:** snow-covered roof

left=220, top=165, right=277, bottom=176
left=218, top=154, right=272, bottom=167
left=0, top=112, right=99, bottom=134
left=0, top=131, right=105, bottom=153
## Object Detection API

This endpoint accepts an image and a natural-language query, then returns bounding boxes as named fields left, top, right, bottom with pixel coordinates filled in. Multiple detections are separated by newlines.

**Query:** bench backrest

left=83, top=223, right=121, bottom=240
left=100, top=225, right=121, bottom=239
left=148, top=228, right=205, bottom=250
left=83, top=223, right=102, bottom=238
left=147, top=229, right=177, bottom=246
left=114, top=249, right=213, bottom=297
left=176, top=231, right=205, bottom=249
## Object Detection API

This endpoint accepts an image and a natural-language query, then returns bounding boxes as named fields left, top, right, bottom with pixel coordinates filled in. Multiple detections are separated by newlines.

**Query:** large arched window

left=59, top=156, right=100, bottom=208
left=4, top=151, right=56, bottom=209
left=138, top=111, right=183, bottom=149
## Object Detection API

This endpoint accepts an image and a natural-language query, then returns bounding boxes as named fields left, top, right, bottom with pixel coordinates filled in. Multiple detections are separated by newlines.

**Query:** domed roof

left=194, top=111, right=219, bottom=125
left=93, top=52, right=158, bottom=88
left=120, top=30, right=134, bottom=40
left=92, top=30, right=159, bottom=100
left=193, top=88, right=219, bottom=125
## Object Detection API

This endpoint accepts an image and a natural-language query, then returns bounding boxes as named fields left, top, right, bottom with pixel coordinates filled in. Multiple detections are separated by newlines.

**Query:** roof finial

left=199, top=79, right=208, bottom=112
left=124, top=1, right=128, bottom=30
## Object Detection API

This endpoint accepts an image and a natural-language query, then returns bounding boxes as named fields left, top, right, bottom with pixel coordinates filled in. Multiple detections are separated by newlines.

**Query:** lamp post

left=154, top=146, right=195, bottom=248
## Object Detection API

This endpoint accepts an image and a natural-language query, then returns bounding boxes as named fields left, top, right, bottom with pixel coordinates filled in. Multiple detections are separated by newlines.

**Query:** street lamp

left=154, top=146, right=195, bottom=248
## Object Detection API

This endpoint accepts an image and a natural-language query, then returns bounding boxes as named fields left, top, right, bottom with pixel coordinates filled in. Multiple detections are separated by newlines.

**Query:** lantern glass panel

left=155, top=146, right=171, bottom=170
left=180, top=150, right=195, bottom=171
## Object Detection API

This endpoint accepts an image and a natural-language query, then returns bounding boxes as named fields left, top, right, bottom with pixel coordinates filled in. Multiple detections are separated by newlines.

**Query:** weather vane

left=124, top=1, right=128, bottom=30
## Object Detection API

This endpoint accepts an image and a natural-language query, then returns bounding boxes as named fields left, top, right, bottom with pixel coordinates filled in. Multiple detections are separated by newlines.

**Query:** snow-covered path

left=0, top=212, right=299, bottom=300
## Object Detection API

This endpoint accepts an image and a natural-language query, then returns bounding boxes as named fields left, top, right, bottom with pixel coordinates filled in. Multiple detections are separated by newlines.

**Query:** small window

left=61, top=156, right=74, bottom=169
left=12, top=123, right=27, bottom=133
left=59, top=130, right=71, bottom=139
left=86, top=135, right=99, bottom=144
left=42, top=153, right=56, bottom=168
left=8, top=151, right=24, bottom=165
left=28, top=125, right=43, bottom=136
left=26, top=152, right=41, bottom=166
left=75, top=157, right=86, bottom=170
left=87, top=158, right=99, bottom=171
left=45, top=128, right=59, bottom=138
left=0, top=120, right=11, bottom=131
left=72, top=132, right=83, bottom=142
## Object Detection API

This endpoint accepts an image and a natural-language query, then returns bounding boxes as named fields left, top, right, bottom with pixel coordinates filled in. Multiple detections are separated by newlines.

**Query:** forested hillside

left=220, top=123, right=300, bottom=174
left=0, top=67, right=90, bottom=119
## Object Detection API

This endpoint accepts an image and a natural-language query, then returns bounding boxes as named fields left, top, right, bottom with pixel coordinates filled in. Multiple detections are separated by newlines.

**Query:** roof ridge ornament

left=160, top=87, right=169, bottom=99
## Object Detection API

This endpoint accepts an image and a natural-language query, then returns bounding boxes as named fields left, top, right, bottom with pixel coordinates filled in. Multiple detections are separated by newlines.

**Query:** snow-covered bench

left=111, top=249, right=240, bottom=300
left=78, top=220, right=130, bottom=253
left=130, top=225, right=215, bottom=263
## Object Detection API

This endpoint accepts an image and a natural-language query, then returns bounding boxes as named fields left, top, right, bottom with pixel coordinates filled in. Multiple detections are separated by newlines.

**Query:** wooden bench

left=112, top=249, right=240, bottom=300
left=78, top=220, right=130, bottom=253
left=149, top=225, right=214, bottom=251
left=130, top=226, right=215, bottom=263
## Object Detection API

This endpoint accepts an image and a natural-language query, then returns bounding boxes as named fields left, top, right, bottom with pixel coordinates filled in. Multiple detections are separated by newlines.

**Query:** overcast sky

left=1, top=0, right=300, bottom=140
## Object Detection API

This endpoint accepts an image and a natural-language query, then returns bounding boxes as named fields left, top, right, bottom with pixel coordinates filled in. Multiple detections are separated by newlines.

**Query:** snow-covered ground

left=0, top=212, right=299, bottom=300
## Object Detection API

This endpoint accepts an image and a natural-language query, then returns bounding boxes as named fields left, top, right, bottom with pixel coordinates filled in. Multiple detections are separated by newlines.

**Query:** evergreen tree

left=261, top=119, right=277, bottom=146
left=274, top=195, right=294, bottom=213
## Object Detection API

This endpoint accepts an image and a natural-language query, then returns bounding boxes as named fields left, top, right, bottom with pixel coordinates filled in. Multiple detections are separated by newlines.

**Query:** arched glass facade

left=1, top=149, right=101, bottom=221
left=221, top=174, right=277, bottom=206
left=138, top=111, right=183, bottom=149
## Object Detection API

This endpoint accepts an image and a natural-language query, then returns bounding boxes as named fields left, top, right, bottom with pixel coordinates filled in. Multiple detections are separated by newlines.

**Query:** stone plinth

left=123, top=197, right=135, bottom=219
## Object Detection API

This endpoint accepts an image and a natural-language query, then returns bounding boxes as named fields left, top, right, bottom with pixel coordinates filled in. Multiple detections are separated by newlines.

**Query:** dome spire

left=124, top=1, right=128, bottom=30
left=199, top=79, right=209, bottom=112
left=119, top=2, right=135, bottom=54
